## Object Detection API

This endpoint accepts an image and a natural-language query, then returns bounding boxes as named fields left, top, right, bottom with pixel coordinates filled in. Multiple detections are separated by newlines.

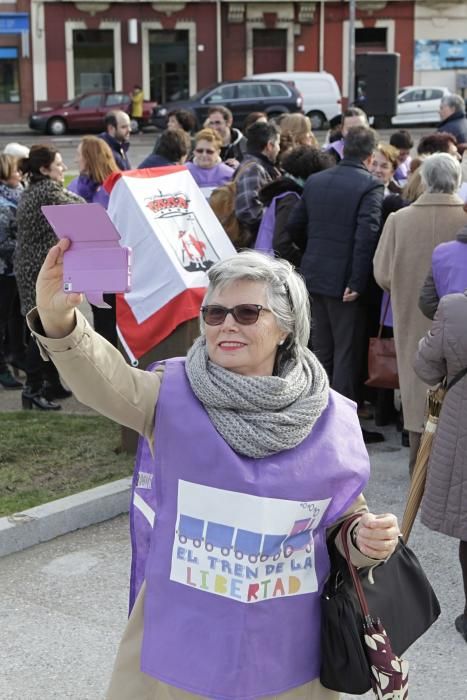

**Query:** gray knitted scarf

left=185, top=336, right=329, bottom=458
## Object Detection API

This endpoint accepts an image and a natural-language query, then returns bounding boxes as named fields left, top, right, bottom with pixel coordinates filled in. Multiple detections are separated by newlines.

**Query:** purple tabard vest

left=67, top=175, right=110, bottom=208
left=394, top=158, right=411, bottom=185
left=325, top=138, right=344, bottom=161
left=255, top=191, right=300, bottom=256
left=379, top=290, right=394, bottom=327
left=432, top=239, right=467, bottom=299
left=129, top=359, right=369, bottom=699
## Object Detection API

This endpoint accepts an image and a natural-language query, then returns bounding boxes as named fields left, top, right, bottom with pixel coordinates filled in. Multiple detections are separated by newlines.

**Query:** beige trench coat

left=373, top=192, right=466, bottom=433
left=28, top=309, right=376, bottom=700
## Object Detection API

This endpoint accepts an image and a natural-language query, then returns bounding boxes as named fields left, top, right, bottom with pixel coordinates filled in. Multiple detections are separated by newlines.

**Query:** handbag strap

left=340, top=515, right=372, bottom=623
left=447, top=366, right=467, bottom=392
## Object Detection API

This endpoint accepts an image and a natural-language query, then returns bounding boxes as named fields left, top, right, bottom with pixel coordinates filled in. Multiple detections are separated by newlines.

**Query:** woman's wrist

left=37, top=308, right=77, bottom=339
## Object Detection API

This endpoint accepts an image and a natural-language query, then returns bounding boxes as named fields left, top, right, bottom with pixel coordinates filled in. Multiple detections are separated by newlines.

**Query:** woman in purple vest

left=67, top=135, right=119, bottom=208
left=186, top=128, right=234, bottom=199
left=29, top=246, right=399, bottom=699
left=419, top=220, right=467, bottom=320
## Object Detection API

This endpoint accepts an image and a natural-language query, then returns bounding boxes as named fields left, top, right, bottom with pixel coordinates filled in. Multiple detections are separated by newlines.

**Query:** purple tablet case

left=41, top=203, right=131, bottom=308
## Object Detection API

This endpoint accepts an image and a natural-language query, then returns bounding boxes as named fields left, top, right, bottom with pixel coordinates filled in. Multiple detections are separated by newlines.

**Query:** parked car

left=244, top=71, right=342, bottom=130
left=151, top=79, right=303, bottom=130
left=28, top=91, right=157, bottom=136
left=391, top=86, right=451, bottom=126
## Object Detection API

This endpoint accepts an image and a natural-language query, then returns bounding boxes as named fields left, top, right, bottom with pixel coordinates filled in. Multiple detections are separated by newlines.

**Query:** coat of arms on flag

left=105, top=165, right=236, bottom=364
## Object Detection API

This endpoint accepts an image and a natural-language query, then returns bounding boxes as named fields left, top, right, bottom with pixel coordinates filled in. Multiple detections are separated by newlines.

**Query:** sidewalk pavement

left=1, top=122, right=29, bottom=133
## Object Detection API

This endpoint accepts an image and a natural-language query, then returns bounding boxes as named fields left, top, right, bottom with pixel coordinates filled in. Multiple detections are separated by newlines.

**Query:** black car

left=151, top=79, right=303, bottom=130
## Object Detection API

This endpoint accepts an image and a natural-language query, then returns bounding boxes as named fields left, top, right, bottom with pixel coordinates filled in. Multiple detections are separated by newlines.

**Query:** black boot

left=42, top=380, right=72, bottom=401
left=401, top=429, right=410, bottom=447
left=21, top=385, right=62, bottom=411
left=362, top=428, right=385, bottom=444
left=455, top=614, right=467, bottom=642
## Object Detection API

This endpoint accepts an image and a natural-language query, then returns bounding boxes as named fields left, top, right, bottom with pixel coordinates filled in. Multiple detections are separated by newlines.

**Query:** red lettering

left=146, top=194, right=189, bottom=215
left=247, top=583, right=259, bottom=601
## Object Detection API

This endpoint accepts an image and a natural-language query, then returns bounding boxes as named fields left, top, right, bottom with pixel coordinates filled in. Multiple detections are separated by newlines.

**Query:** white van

left=244, top=71, right=342, bottom=130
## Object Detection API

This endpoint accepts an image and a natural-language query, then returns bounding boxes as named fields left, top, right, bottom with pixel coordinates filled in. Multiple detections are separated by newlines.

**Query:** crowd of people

left=2, top=95, right=467, bottom=666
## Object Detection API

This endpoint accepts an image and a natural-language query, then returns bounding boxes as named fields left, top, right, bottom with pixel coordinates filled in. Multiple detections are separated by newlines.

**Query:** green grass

left=64, top=173, right=76, bottom=187
left=0, top=412, right=133, bottom=516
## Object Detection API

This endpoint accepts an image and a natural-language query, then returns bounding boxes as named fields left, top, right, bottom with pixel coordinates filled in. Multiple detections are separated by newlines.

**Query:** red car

left=28, top=91, right=157, bottom=136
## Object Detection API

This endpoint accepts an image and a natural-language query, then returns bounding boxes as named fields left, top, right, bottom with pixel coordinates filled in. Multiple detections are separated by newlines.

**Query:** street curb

left=0, top=124, right=31, bottom=137
left=0, top=477, right=132, bottom=558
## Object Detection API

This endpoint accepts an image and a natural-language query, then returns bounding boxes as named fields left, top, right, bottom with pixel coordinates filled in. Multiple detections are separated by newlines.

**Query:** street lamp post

left=348, top=0, right=356, bottom=106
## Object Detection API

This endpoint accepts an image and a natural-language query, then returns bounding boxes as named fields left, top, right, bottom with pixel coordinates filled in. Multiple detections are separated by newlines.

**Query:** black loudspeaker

left=355, top=52, right=400, bottom=125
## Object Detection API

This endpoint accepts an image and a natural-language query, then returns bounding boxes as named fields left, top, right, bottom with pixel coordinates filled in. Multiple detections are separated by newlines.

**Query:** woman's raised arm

left=36, top=238, right=83, bottom=338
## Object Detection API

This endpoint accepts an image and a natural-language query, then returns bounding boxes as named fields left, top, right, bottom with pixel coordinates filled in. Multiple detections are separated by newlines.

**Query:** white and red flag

left=105, top=165, right=236, bottom=364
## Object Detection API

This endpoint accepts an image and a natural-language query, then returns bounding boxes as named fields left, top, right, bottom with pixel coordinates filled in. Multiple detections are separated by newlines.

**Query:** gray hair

left=441, top=93, right=465, bottom=115
left=201, top=251, right=310, bottom=362
left=420, top=153, right=461, bottom=194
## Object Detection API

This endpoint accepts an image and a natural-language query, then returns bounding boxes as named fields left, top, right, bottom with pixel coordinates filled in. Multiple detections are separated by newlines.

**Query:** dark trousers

left=0, top=275, right=26, bottom=371
left=24, top=329, right=61, bottom=391
left=311, top=293, right=366, bottom=402
left=91, top=293, right=118, bottom=348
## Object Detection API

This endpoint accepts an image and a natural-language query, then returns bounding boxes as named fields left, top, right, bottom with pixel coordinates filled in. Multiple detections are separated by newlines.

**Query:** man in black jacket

left=99, top=110, right=132, bottom=170
left=288, top=126, right=383, bottom=408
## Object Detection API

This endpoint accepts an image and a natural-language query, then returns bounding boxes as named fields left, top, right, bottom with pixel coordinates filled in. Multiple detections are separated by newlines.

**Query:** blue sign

left=415, top=40, right=467, bottom=71
left=0, top=13, right=29, bottom=34
left=0, top=47, right=18, bottom=58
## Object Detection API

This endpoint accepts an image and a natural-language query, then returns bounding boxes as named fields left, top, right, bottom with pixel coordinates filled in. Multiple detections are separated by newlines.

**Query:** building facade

left=2, top=0, right=465, bottom=123
left=5, top=0, right=467, bottom=123
left=30, top=0, right=415, bottom=104
left=0, top=1, right=32, bottom=120
left=414, top=0, right=467, bottom=95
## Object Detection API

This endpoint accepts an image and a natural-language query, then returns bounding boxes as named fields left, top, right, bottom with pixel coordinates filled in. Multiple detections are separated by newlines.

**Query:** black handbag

left=320, top=516, right=441, bottom=694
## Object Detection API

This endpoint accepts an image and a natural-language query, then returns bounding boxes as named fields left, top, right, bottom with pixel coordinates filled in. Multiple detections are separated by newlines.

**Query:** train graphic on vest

left=177, top=515, right=314, bottom=563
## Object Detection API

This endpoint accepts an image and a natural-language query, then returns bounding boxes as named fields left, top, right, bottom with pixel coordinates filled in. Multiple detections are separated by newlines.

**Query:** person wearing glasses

left=30, top=246, right=399, bottom=699
left=186, top=128, right=234, bottom=198
left=206, top=106, right=244, bottom=168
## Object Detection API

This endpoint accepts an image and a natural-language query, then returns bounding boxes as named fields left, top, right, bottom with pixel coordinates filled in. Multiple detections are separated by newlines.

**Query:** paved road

left=1, top=424, right=466, bottom=699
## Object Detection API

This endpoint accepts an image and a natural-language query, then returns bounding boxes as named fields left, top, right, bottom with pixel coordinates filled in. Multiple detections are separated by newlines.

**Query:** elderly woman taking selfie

left=29, top=245, right=399, bottom=700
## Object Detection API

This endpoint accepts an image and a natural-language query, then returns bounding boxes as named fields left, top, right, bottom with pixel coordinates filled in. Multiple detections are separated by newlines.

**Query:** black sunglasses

left=201, top=304, right=269, bottom=326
